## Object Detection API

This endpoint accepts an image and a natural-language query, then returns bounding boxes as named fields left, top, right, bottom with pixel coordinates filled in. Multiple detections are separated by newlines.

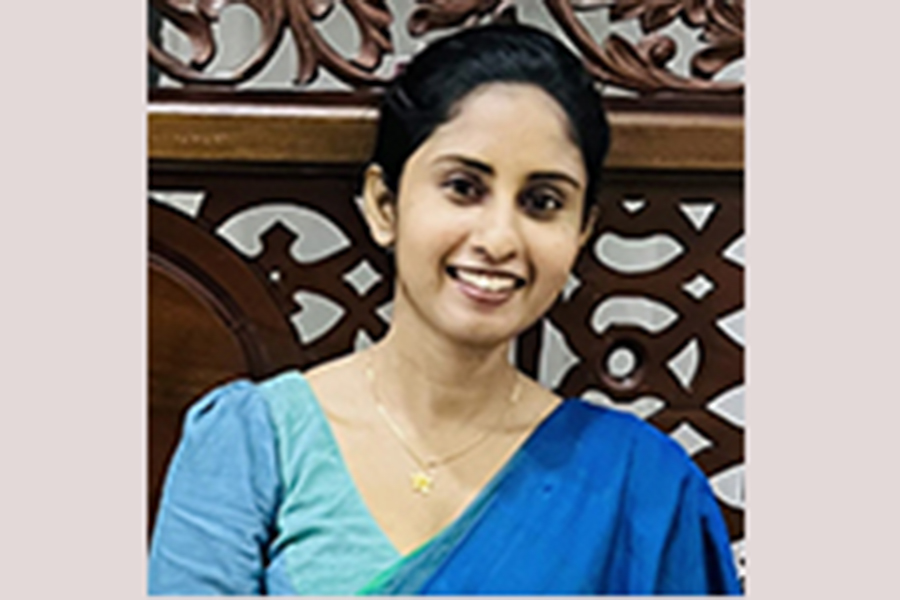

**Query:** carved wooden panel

left=148, top=0, right=744, bottom=96
left=547, top=169, right=744, bottom=544
left=148, top=150, right=744, bottom=579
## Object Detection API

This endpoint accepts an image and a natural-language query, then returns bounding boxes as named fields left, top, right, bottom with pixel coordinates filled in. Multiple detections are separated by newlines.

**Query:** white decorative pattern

left=561, top=273, right=581, bottom=302
left=216, top=204, right=351, bottom=264
left=716, top=309, right=745, bottom=348
left=354, top=328, right=374, bottom=351
left=376, top=300, right=394, bottom=324
left=709, top=464, right=744, bottom=510
left=722, top=235, right=745, bottom=268
left=620, top=198, right=647, bottom=214
left=537, top=318, right=580, bottom=390
left=343, top=259, right=383, bottom=296
left=667, top=337, right=701, bottom=391
left=682, top=273, right=715, bottom=300
left=594, top=232, right=685, bottom=274
left=669, top=421, right=713, bottom=456
left=707, top=385, right=745, bottom=428
left=606, top=346, right=637, bottom=379
left=353, top=194, right=366, bottom=215
left=679, top=202, right=718, bottom=232
left=289, top=290, right=346, bottom=344
left=149, top=190, right=206, bottom=218
left=731, top=539, right=746, bottom=582
left=591, top=296, right=679, bottom=336
left=507, top=337, right=518, bottom=365
left=581, top=389, right=667, bottom=420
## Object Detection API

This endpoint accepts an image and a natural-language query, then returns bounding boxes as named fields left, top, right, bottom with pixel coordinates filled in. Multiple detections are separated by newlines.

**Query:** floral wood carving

left=149, top=0, right=393, bottom=86
left=407, top=0, right=514, bottom=36
left=545, top=0, right=743, bottom=94
left=149, top=0, right=286, bottom=84
left=148, top=0, right=744, bottom=94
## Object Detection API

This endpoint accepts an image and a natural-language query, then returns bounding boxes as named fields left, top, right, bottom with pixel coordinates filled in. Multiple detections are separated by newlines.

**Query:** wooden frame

left=149, top=94, right=743, bottom=171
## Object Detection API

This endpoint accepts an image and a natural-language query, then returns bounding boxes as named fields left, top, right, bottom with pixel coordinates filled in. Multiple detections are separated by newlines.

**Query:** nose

left=470, top=198, right=522, bottom=263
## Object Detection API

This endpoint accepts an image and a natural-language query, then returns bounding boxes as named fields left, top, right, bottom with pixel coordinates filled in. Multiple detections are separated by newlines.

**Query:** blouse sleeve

left=148, top=381, right=282, bottom=595
left=654, top=466, right=742, bottom=595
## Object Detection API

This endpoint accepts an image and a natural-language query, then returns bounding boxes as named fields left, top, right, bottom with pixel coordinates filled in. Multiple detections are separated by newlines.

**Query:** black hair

left=370, top=23, right=610, bottom=225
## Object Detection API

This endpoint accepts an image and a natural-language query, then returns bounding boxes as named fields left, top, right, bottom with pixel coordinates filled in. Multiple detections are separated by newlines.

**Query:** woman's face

left=367, top=83, right=593, bottom=349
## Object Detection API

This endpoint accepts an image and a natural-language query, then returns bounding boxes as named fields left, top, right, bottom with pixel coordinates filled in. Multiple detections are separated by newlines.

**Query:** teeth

left=454, top=269, right=518, bottom=293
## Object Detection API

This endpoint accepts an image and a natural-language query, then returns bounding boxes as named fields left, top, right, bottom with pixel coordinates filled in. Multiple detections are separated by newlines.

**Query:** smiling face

left=364, top=83, right=595, bottom=349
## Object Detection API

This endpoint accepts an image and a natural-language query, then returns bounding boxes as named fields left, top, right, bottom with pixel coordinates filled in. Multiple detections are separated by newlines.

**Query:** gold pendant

left=410, top=470, right=434, bottom=495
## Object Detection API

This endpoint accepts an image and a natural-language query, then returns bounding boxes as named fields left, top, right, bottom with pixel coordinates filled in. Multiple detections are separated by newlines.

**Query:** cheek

left=531, top=231, right=583, bottom=287
left=394, top=209, right=466, bottom=275
left=541, top=259, right=575, bottom=296
left=531, top=253, right=581, bottom=309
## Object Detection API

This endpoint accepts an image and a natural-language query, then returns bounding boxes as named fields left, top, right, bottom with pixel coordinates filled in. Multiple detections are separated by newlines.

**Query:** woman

left=149, top=24, right=740, bottom=595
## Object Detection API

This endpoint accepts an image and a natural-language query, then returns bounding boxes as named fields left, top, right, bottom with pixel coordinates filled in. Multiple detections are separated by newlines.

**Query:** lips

left=446, top=265, right=526, bottom=295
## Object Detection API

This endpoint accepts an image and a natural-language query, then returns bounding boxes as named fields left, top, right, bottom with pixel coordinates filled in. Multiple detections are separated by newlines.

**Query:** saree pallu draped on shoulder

left=358, top=400, right=741, bottom=595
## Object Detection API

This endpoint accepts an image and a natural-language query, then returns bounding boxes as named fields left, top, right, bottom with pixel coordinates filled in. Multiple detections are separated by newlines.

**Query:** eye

left=441, top=173, right=485, bottom=203
left=521, top=186, right=565, bottom=217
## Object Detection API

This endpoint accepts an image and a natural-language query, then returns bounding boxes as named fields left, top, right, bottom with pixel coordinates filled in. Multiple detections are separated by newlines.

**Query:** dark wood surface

left=149, top=100, right=743, bottom=171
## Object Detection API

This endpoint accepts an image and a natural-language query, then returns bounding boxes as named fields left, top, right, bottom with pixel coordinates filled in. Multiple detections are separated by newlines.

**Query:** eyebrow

left=435, top=154, right=583, bottom=190
left=527, top=171, right=583, bottom=190
left=436, top=155, right=494, bottom=176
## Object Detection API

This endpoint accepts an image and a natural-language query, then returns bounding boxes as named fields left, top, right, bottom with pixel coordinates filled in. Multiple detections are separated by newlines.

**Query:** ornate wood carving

left=148, top=0, right=393, bottom=86
left=148, top=0, right=744, bottom=96
left=546, top=0, right=743, bottom=94
left=557, top=170, right=744, bottom=540
left=407, top=0, right=514, bottom=36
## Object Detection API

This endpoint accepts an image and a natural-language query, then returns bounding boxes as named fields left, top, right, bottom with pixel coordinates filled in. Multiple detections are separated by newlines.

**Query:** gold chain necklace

left=364, top=354, right=522, bottom=496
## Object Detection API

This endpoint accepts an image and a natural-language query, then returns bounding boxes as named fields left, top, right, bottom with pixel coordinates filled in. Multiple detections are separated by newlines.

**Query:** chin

left=436, top=309, right=532, bottom=350
left=397, top=281, right=542, bottom=349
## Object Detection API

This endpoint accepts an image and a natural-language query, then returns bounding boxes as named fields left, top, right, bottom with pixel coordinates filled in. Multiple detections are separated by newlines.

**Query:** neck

left=369, top=303, right=519, bottom=431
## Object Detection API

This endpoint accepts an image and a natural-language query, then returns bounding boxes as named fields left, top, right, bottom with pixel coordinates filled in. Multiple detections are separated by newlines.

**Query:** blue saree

left=149, top=371, right=740, bottom=595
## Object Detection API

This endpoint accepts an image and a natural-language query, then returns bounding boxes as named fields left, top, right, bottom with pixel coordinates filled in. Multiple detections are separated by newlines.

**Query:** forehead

left=413, top=83, right=585, bottom=180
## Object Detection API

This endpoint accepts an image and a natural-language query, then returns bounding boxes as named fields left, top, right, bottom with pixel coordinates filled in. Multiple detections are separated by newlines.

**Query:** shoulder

left=554, top=400, right=722, bottom=531
left=558, top=398, right=669, bottom=445
left=178, top=370, right=318, bottom=442
left=179, top=378, right=268, bottom=439
left=184, top=370, right=303, bottom=416
left=559, top=398, right=704, bottom=485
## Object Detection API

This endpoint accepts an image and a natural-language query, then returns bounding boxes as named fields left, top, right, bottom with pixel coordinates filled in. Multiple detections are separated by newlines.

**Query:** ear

left=578, top=205, right=600, bottom=248
left=362, top=164, right=398, bottom=248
